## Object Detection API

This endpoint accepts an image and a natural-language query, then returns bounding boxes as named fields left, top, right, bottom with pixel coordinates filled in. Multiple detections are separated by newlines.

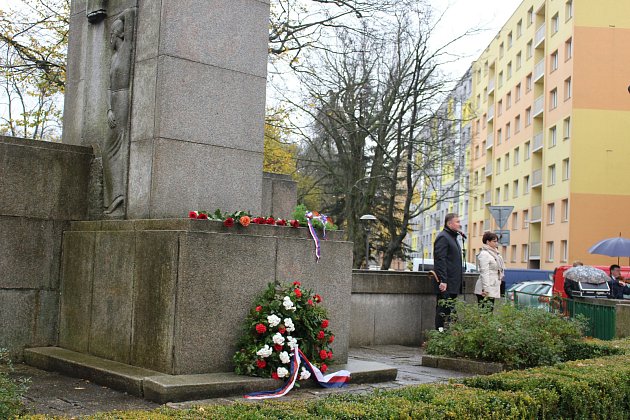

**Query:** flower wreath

left=233, top=281, right=335, bottom=381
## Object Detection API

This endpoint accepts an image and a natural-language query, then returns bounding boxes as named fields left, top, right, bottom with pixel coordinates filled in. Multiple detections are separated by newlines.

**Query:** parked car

left=503, top=268, right=553, bottom=291
left=506, top=280, right=553, bottom=308
left=412, top=258, right=477, bottom=273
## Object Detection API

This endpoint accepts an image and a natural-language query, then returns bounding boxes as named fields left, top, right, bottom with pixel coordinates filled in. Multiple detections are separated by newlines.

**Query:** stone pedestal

left=58, top=219, right=352, bottom=375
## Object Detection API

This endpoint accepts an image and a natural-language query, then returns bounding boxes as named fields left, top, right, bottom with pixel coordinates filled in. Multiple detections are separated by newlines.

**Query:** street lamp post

left=360, top=214, right=377, bottom=269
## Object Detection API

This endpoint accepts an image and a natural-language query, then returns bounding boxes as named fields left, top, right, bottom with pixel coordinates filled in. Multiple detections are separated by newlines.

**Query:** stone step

left=24, top=347, right=397, bottom=404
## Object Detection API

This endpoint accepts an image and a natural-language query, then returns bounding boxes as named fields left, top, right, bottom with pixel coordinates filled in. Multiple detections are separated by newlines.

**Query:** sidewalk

left=14, top=345, right=473, bottom=417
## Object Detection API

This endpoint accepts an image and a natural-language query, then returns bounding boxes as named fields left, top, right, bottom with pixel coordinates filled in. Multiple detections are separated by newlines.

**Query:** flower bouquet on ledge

left=233, top=281, right=335, bottom=381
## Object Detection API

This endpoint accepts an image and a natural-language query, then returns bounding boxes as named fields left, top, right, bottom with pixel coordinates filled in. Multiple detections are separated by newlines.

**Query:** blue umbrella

left=588, top=236, right=630, bottom=264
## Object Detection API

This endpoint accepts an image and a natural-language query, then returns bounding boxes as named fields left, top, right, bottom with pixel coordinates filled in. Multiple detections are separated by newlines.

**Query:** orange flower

left=239, top=215, right=251, bottom=227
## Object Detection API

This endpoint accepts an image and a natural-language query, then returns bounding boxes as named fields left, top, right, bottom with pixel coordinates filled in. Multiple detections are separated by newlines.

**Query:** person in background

left=474, top=232, right=504, bottom=310
left=608, top=264, right=630, bottom=299
left=572, top=261, right=583, bottom=267
left=433, top=213, right=464, bottom=330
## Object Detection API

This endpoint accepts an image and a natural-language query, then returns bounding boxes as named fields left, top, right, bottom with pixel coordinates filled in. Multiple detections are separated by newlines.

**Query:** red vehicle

left=552, top=265, right=630, bottom=298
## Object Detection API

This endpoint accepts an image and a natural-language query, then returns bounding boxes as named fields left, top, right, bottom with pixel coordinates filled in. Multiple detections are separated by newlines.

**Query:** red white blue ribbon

left=305, top=211, right=329, bottom=262
left=244, top=345, right=351, bottom=399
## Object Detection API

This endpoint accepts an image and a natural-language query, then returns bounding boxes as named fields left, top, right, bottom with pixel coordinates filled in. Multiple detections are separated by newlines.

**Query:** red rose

left=317, top=330, right=325, bottom=340
left=265, top=217, right=276, bottom=225
left=290, top=220, right=300, bottom=228
left=320, top=363, right=328, bottom=373
left=274, top=344, right=283, bottom=352
left=255, top=305, right=262, bottom=312
left=276, top=219, right=287, bottom=226
left=223, top=217, right=234, bottom=227
left=294, top=289, right=302, bottom=298
left=321, top=319, right=329, bottom=328
left=327, top=351, right=333, bottom=360
left=278, top=326, right=286, bottom=335
left=198, top=213, right=208, bottom=220
left=292, top=281, right=301, bottom=287
left=328, top=335, right=335, bottom=343
left=254, top=217, right=265, bottom=225
left=188, top=211, right=198, bottom=219
left=319, top=349, right=328, bottom=360
left=271, top=372, right=279, bottom=380
left=307, top=299, right=314, bottom=306
left=256, top=359, right=266, bottom=369
left=255, top=323, right=267, bottom=334
left=314, top=294, right=322, bottom=303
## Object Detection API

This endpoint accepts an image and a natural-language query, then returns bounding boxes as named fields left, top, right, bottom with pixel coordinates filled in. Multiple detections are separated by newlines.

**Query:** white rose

left=299, top=367, right=311, bottom=380
left=277, top=367, right=289, bottom=378
left=256, top=344, right=272, bottom=358
left=279, top=351, right=290, bottom=364
left=267, top=314, right=281, bottom=327
left=282, top=296, right=295, bottom=311
left=284, top=318, right=295, bottom=332
left=287, top=336, right=298, bottom=350
left=272, top=333, right=285, bottom=345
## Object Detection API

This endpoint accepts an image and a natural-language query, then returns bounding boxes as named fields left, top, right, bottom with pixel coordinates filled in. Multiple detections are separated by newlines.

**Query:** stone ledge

left=25, top=347, right=398, bottom=403
left=421, top=355, right=504, bottom=375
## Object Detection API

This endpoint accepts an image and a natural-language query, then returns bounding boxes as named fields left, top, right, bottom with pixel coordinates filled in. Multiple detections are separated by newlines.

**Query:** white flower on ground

left=438, top=327, right=444, bottom=333
left=256, top=344, right=272, bottom=358
left=287, top=336, right=298, bottom=350
left=279, top=351, right=290, bottom=364
left=277, top=367, right=289, bottom=378
left=299, top=367, right=311, bottom=380
left=282, top=296, right=295, bottom=311
left=267, top=314, right=281, bottom=327
left=283, top=317, right=295, bottom=332
left=272, top=333, right=285, bottom=345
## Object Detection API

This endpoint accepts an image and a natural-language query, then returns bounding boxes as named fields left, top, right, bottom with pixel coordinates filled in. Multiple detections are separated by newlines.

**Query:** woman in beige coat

left=474, top=232, right=505, bottom=310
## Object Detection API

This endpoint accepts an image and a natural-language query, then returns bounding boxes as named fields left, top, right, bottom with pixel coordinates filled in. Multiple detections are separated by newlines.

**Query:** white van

left=412, top=258, right=477, bottom=273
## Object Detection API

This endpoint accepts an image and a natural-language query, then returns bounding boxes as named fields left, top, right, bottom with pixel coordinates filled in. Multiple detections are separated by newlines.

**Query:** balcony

left=485, top=162, right=493, bottom=177
left=534, top=58, right=545, bottom=81
left=486, top=133, right=494, bottom=150
left=529, top=241, right=541, bottom=260
left=532, top=169, right=543, bottom=188
left=533, top=94, right=544, bottom=117
left=488, top=78, right=495, bottom=94
left=534, top=23, right=545, bottom=47
left=484, top=191, right=491, bottom=204
left=487, top=105, right=495, bottom=122
left=533, top=131, right=544, bottom=152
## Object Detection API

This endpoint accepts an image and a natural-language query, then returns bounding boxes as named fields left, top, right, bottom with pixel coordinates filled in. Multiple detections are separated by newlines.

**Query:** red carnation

left=274, top=344, right=283, bottom=352
left=256, top=359, right=266, bottom=369
left=328, top=335, right=335, bottom=343
left=294, top=288, right=302, bottom=298
left=265, top=217, right=276, bottom=225
left=317, top=330, right=325, bottom=340
left=314, top=294, right=322, bottom=303
left=271, top=372, right=279, bottom=380
left=188, top=211, right=198, bottom=219
left=255, top=323, right=267, bottom=334
left=255, top=305, right=262, bottom=312
left=292, top=281, right=301, bottom=287
left=327, top=351, right=333, bottom=360
left=278, top=326, right=287, bottom=335
left=319, top=349, right=328, bottom=360
left=320, top=363, right=328, bottom=373
left=290, top=220, right=300, bottom=228
left=321, top=319, right=329, bottom=328
left=198, top=213, right=208, bottom=220
left=307, top=299, right=314, bottom=306
left=223, top=217, right=234, bottom=227
left=276, top=219, right=287, bottom=226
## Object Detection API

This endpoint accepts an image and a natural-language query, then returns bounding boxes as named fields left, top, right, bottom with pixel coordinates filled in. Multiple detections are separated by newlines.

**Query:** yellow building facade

left=467, top=0, right=630, bottom=269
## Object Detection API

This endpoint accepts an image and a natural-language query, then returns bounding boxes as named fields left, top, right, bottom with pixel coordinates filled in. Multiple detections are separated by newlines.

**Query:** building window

left=517, top=19, right=523, bottom=38
left=523, top=175, right=530, bottom=194
left=548, top=164, right=556, bottom=186
left=508, top=31, right=513, bottom=49
left=524, top=141, right=531, bottom=160
left=566, top=0, right=573, bottom=21
left=512, top=212, right=519, bottom=230
left=565, top=37, right=573, bottom=60
left=522, top=244, right=529, bottom=262
left=550, top=88, right=558, bottom=110
left=525, top=107, right=532, bottom=126
left=548, top=202, right=555, bottom=224
left=499, top=42, right=504, bottom=58
left=511, top=245, right=517, bottom=262
left=498, top=99, right=503, bottom=116
left=562, top=158, right=570, bottom=180
left=515, top=115, right=521, bottom=133
left=495, top=187, right=501, bottom=203
left=513, top=180, right=519, bottom=198
left=527, top=7, right=534, bottom=26
left=498, top=71, right=503, bottom=88
left=549, top=126, right=557, bottom=148
left=496, top=158, right=501, bottom=174
left=504, top=153, right=510, bottom=170
left=564, top=77, right=572, bottom=100
left=503, top=184, right=509, bottom=201
left=515, top=83, right=522, bottom=101
left=526, top=40, right=533, bottom=59
left=506, top=92, right=512, bottom=109
left=562, top=198, right=569, bottom=221
left=551, top=13, right=559, bottom=34
left=547, top=241, right=555, bottom=262
left=563, top=117, right=571, bottom=139
left=507, top=62, right=512, bottom=79
left=526, top=73, right=532, bottom=92
left=523, top=210, right=529, bottom=229
left=474, top=197, right=478, bottom=211
left=561, top=240, right=568, bottom=262
left=497, top=128, right=502, bottom=145
left=515, top=52, right=522, bottom=70
left=514, top=147, right=520, bottom=165
left=551, top=50, right=559, bottom=71
left=506, top=123, right=511, bottom=140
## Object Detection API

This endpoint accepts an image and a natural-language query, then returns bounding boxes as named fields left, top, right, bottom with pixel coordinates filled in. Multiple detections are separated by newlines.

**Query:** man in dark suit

left=608, top=264, right=630, bottom=299
left=433, top=213, right=464, bottom=330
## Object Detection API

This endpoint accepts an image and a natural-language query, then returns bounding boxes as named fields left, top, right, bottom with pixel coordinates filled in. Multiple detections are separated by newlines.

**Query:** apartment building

left=467, top=0, right=630, bottom=269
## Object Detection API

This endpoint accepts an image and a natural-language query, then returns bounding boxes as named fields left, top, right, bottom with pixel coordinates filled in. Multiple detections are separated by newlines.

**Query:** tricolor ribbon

left=244, top=345, right=351, bottom=399
left=305, top=211, right=329, bottom=262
